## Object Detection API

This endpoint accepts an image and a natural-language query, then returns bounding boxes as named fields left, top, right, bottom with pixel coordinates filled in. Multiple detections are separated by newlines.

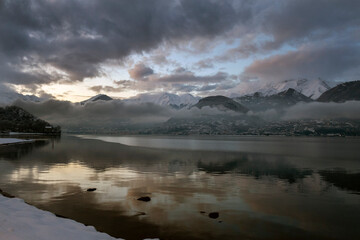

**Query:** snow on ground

left=0, top=195, right=122, bottom=240
left=0, top=195, right=159, bottom=240
left=0, top=138, right=32, bottom=145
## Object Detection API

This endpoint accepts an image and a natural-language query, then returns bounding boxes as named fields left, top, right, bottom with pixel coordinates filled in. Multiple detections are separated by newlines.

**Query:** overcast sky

left=0, top=0, right=359, bottom=101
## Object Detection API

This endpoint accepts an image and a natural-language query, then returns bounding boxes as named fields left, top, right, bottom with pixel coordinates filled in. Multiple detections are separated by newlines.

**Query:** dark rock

left=200, top=211, right=206, bottom=214
left=87, top=188, right=97, bottom=192
left=208, top=212, right=219, bottom=219
left=137, top=196, right=151, bottom=202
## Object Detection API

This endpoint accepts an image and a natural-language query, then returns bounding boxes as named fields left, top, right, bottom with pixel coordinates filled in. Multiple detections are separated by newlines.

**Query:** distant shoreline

left=0, top=138, right=34, bottom=146
left=0, top=137, right=51, bottom=147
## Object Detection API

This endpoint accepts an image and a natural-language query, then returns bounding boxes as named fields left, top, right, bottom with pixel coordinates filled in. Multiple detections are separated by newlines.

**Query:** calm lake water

left=0, top=135, right=360, bottom=240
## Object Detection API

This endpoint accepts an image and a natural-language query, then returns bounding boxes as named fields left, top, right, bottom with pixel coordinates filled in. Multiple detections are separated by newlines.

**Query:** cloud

left=102, top=69, right=232, bottom=94
left=0, top=0, right=244, bottom=86
left=150, top=71, right=228, bottom=84
left=282, top=101, right=360, bottom=120
left=243, top=44, right=360, bottom=82
left=190, top=0, right=360, bottom=68
left=1, top=0, right=359, bottom=95
left=194, top=60, right=214, bottom=69
left=259, top=0, right=360, bottom=50
left=13, top=99, right=172, bottom=128
left=198, top=84, right=217, bottom=92
left=128, top=63, right=154, bottom=80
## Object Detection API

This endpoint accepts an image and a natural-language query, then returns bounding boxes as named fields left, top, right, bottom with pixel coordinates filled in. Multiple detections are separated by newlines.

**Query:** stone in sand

left=137, top=196, right=151, bottom=202
left=208, top=212, right=219, bottom=219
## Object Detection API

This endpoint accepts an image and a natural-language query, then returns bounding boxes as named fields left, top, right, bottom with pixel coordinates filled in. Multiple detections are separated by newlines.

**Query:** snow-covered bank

left=0, top=194, right=122, bottom=240
left=0, top=194, right=159, bottom=240
left=0, top=138, right=33, bottom=145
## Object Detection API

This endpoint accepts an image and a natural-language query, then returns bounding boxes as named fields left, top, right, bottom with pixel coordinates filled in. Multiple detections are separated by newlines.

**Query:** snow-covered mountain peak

left=124, top=92, right=200, bottom=108
left=0, top=86, right=43, bottom=106
left=80, top=94, right=113, bottom=105
left=259, top=78, right=330, bottom=99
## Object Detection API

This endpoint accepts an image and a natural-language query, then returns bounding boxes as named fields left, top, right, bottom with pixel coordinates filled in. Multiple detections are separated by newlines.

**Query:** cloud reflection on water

left=0, top=136, right=360, bottom=240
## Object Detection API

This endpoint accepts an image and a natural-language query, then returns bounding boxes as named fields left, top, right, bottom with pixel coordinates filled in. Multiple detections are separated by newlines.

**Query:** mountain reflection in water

left=0, top=135, right=359, bottom=240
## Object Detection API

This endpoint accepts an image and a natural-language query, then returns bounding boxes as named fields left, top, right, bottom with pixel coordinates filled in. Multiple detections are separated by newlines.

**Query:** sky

left=0, top=0, right=359, bottom=102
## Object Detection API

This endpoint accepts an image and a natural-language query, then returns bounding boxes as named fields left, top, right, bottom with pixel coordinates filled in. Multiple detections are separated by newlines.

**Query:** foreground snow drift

left=0, top=195, right=159, bottom=240
left=0, top=195, right=122, bottom=240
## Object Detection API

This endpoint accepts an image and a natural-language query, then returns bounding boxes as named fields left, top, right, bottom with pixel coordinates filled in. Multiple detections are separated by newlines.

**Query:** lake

left=0, top=135, right=360, bottom=240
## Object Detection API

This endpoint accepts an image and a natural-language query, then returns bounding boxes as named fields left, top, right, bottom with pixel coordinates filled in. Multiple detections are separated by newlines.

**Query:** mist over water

left=0, top=135, right=360, bottom=240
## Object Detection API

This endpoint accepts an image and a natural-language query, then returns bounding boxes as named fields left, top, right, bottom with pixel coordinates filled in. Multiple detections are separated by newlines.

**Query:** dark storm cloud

left=199, top=0, right=360, bottom=83
left=260, top=0, right=360, bottom=50
left=233, top=0, right=360, bottom=57
left=0, top=0, right=245, bottom=85
left=121, top=67, right=231, bottom=93
left=1, top=0, right=359, bottom=89
left=237, top=0, right=360, bottom=83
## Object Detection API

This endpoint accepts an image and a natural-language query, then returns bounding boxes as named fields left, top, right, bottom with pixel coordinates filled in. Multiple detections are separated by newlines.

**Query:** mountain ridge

left=234, top=88, right=313, bottom=111
left=193, top=95, right=249, bottom=113
left=80, top=94, right=113, bottom=105
left=318, top=80, right=360, bottom=102
left=247, top=78, right=331, bottom=100
left=123, top=92, right=200, bottom=109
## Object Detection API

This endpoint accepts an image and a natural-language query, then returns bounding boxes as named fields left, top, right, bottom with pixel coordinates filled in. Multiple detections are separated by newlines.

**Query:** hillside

left=254, top=79, right=330, bottom=99
left=0, top=106, right=60, bottom=134
left=124, top=92, right=199, bottom=109
left=234, top=88, right=313, bottom=111
left=317, top=81, right=360, bottom=102
left=193, top=96, right=248, bottom=113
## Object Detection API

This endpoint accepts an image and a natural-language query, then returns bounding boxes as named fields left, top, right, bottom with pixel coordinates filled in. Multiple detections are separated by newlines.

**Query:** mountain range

left=234, top=88, right=313, bottom=111
left=122, top=92, right=200, bottom=109
left=0, top=89, right=43, bottom=106
left=76, top=78, right=336, bottom=111
left=1, top=79, right=359, bottom=114
left=253, top=78, right=331, bottom=100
